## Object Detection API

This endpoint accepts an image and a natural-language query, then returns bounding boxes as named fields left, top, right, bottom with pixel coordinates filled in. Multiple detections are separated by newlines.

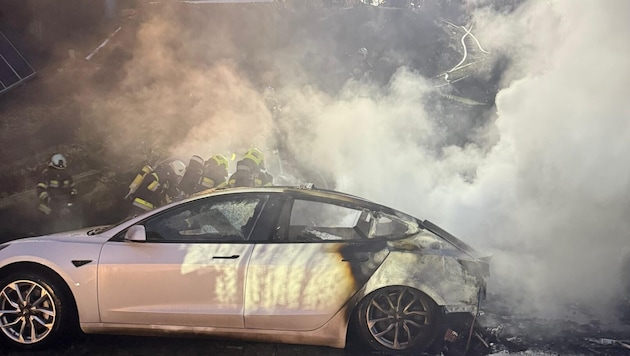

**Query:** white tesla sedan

left=0, top=186, right=489, bottom=353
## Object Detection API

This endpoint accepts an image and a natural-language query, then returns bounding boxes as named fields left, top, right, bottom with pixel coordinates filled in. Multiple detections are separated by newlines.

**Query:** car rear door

left=244, top=196, right=389, bottom=330
left=98, top=194, right=268, bottom=328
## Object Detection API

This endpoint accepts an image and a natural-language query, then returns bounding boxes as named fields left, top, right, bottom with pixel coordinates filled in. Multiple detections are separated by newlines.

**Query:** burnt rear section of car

left=422, top=220, right=490, bottom=278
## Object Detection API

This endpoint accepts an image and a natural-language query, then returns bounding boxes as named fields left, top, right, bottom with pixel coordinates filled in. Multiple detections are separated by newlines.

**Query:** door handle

left=213, top=255, right=240, bottom=259
left=342, top=257, right=369, bottom=263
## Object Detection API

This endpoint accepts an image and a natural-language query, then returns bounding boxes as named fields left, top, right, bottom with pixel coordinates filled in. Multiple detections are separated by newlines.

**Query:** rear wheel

left=0, top=272, right=76, bottom=349
left=353, top=286, right=439, bottom=353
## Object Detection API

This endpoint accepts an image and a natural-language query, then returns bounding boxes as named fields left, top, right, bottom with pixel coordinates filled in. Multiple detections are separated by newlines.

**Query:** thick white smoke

left=467, top=0, right=630, bottom=319
left=283, top=0, right=630, bottom=321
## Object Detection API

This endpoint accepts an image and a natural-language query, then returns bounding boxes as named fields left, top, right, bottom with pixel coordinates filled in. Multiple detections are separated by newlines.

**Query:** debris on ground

left=585, top=337, right=630, bottom=350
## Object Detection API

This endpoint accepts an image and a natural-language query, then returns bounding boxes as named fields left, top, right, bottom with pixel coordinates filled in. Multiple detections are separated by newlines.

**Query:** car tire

left=0, top=271, right=77, bottom=349
left=352, top=286, right=439, bottom=354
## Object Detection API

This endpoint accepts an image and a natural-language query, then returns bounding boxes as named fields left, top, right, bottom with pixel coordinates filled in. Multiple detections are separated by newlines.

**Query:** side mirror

left=124, top=225, right=147, bottom=242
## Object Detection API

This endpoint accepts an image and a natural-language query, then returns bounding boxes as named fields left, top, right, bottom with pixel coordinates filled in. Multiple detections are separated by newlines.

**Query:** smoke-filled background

left=453, top=0, right=630, bottom=320
left=2, top=0, right=629, bottom=328
left=287, top=0, right=630, bottom=322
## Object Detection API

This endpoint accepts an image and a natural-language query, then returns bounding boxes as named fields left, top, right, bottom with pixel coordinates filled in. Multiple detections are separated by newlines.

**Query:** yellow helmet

left=210, top=154, right=229, bottom=171
left=244, top=148, right=264, bottom=168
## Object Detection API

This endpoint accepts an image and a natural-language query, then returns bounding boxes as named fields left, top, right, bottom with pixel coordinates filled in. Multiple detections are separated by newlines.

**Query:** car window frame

left=272, top=195, right=378, bottom=243
left=111, top=193, right=271, bottom=244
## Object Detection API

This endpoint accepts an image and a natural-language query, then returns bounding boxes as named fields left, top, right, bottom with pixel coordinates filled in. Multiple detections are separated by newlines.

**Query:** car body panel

left=0, top=233, right=110, bottom=324
left=244, top=242, right=389, bottom=330
left=98, top=241, right=253, bottom=328
left=361, top=251, right=482, bottom=309
left=81, top=301, right=349, bottom=348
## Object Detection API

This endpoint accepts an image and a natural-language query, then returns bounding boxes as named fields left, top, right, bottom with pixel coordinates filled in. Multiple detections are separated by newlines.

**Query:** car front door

left=98, top=194, right=268, bottom=328
left=244, top=197, right=389, bottom=330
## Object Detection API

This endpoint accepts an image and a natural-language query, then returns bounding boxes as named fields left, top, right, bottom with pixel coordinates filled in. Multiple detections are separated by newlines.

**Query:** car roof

left=190, top=185, right=408, bottom=217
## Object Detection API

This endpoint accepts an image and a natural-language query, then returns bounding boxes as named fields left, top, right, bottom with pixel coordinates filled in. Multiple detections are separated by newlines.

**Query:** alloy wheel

left=0, top=280, right=56, bottom=344
left=365, top=286, right=434, bottom=350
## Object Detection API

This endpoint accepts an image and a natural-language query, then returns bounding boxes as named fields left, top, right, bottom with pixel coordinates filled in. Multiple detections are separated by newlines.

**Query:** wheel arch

left=357, top=252, right=476, bottom=309
left=342, top=261, right=450, bottom=344
left=361, top=281, right=448, bottom=307
left=0, top=261, right=80, bottom=322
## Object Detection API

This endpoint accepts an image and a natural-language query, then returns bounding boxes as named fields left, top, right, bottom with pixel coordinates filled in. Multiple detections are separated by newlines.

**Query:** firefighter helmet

left=168, top=160, right=186, bottom=183
left=50, top=154, right=67, bottom=169
left=356, top=47, right=368, bottom=60
left=210, top=154, right=229, bottom=171
left=244, top=148, right=265, bottom=169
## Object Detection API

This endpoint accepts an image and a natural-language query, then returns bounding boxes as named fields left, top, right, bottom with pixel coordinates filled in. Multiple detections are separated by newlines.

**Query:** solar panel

left=0, top=31, right=36, bottom=95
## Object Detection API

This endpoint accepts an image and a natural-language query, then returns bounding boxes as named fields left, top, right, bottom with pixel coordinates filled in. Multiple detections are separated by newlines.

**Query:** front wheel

left=352, top=286, right=439, bottom=353
left=0, top=272, right=76, bottom=349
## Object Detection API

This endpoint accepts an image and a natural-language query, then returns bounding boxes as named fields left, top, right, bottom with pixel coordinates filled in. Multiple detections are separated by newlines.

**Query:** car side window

left=287, top=199, right=367, bottom=241
left=144, top=195, right=266, bottom=242
left=373, top=213, right=412, bottom=237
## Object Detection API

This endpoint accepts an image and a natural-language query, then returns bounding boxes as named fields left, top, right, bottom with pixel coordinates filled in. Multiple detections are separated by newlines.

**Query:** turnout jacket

left=36, top=168, right=75, bottom=214
left=228, top=159, right=273, bottom=188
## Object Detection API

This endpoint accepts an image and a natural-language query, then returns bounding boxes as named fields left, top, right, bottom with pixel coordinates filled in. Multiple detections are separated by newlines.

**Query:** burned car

left=0, top=186, right=489, bottom=353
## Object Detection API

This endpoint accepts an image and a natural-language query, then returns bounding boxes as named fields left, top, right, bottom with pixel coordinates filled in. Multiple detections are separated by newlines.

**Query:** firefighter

left=179, top=155, right=205, bottom=196
left=228, top=148, right=273, bottom=188
left=351, top=47, right=373, bottom=80
left=129, top=159, right=186, bottom=215
left=157, top=160, right=187, bottom=203
left=36, top=154, right=77, bottom=217
left=198, top=154, right=229, bottom=192
left=263, top=86, right=281, bottom=115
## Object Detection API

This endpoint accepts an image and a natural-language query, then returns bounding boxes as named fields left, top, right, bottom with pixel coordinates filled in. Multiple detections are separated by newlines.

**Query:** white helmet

left=168, top=160, right=186, bottom=182
left=356, top=47, right=368, bottom=60
left=50, top=154, right=67, bottom=169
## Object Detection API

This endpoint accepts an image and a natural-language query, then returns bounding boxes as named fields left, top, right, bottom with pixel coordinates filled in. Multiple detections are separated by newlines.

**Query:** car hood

left=0, top=226, right=111, bottom=271
left=9, top=226, right=112, bottom=245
